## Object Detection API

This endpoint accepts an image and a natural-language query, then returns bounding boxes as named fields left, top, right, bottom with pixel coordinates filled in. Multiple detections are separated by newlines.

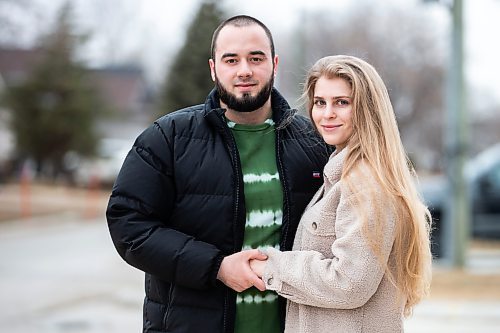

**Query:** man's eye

left=226, top=59, right=237, bottom=64
left=251, top=57, right=263, bottom=62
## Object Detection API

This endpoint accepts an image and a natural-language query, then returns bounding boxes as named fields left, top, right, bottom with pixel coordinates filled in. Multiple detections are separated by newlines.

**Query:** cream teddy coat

left=263, top=148, right=404, bottom=332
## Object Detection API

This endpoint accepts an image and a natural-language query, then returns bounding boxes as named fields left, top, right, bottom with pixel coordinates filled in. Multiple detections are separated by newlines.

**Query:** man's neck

left=222, top=99, right=272, bottom=125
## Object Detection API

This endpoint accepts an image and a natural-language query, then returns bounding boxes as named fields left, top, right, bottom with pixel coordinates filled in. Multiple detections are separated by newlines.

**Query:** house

left=88, top=65, right=155, bottom=140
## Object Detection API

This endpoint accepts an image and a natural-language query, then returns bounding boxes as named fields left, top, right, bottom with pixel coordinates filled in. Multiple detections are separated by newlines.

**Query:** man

left=106, top=15, right=331, bottom=333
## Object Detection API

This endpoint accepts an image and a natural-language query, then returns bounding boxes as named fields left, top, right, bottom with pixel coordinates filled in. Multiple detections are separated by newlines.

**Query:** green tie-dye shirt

left=228, top=119, right=282, bottom=333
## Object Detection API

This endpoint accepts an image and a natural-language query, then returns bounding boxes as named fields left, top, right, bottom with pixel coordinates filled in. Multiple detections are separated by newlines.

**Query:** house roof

left=0, top=47, right=44, bottom=85
left=0, top=47, right=151, bottom=115
left=89, top=66, right=148, bottom=114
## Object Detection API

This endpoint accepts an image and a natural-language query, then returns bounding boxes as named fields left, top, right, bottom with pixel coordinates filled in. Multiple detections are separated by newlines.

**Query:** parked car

left=74, top=138, right=132, bottom=188
left=419, top=143, right=500, bottom=252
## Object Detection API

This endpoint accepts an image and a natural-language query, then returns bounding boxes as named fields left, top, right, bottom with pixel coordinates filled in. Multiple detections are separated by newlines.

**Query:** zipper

left=275, top=121, right=291, bottom=250
left=212, top=110, right=244, bottom=333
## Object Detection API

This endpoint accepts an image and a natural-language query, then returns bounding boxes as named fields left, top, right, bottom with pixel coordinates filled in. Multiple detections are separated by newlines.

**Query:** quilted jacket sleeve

left=106, top=121, right=224, bottom=290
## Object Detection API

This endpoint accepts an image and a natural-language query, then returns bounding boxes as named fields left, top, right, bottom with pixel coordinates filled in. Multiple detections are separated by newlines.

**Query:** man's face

left=209, top=24, right=278, bottom=113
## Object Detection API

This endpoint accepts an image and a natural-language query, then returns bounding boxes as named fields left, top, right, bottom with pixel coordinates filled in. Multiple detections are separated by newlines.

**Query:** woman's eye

left=313, top=100, right=325, bottom=106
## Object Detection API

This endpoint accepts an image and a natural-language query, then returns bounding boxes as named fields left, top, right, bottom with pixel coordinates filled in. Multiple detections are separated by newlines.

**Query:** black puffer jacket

left=106, top=88, right=331, bottom=333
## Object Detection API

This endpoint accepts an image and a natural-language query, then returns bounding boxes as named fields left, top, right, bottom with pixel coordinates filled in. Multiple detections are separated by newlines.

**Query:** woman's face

left=311, top=76, right=353, bottom=150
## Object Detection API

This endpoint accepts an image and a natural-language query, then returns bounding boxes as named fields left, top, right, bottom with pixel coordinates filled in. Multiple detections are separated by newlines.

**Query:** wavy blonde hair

left=303, top=55, right=432, bottom=316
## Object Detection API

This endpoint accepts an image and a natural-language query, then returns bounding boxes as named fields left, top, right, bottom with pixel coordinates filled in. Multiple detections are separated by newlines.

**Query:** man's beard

left=215, top=73, right=274, bottom=113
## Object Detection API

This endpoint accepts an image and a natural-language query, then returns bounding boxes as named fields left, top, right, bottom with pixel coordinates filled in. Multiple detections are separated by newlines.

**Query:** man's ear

left=209, top=59, right=216, bottom=82
left=273, top=55, right=279, bottom=78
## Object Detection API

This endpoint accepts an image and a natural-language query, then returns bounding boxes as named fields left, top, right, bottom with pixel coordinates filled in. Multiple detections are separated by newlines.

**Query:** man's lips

left=235, top=83, right=256, bottom=92
left=235, top=83, right=256, bottom=88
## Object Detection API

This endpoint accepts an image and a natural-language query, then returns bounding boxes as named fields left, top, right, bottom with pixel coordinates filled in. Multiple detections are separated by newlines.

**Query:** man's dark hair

left=210, top=15, right=275, bottom=61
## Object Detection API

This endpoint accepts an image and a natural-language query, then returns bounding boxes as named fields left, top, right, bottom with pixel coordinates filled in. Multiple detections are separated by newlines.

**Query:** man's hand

left=217, top=249, right=267, bottom=292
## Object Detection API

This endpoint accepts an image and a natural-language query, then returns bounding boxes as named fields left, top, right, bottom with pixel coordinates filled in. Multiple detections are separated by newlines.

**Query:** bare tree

left=279, top=2, right=447, bottom=172
left=0, top=0, right=38, bottom=45
left=81, top=0, right=140, bottom=63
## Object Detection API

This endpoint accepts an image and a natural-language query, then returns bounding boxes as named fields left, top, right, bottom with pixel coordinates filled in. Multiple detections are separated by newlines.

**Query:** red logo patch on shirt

left=312, top=172, right=321, bottom=178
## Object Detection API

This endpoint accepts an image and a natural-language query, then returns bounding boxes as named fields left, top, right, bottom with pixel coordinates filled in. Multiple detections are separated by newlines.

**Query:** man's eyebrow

left=221, top=53, right=238, bottom=59
left=249, top=51, right=266, bottom=56
left=220, top=51, right=267, bottom=60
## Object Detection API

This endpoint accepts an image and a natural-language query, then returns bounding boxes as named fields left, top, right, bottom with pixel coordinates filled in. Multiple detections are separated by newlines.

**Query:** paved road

left=0, top=213, right=143, bottom=333
left=1, top=213, right=499, bottom=332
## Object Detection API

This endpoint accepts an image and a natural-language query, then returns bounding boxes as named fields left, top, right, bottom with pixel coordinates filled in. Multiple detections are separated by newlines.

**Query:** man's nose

left=237, top=60, right=252, bottom=78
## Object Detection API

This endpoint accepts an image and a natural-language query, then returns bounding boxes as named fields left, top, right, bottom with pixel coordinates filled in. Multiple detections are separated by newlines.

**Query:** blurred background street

left=0, top=183, right=499, bottom=333
left=0, top=183, right=143, bottom=333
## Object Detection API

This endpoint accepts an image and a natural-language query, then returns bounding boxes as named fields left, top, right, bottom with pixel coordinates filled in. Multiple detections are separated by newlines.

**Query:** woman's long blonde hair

left=303, top=55, right=432, bottom=316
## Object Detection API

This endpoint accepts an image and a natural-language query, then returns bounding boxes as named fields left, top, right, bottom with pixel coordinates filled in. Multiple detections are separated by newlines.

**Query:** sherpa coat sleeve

left=262, top=179, right=397, bottom=309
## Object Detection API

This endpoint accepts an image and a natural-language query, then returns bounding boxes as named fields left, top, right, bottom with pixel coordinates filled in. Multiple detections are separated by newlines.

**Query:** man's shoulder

left=278, top=112, right=334, bottom=156
left=136, top=104, right=208, bottom=145
left=280, top=112, right=316, bottom=136
left=289, top=112, right=312, bottom=126
left=155, top=103, right=213, bottom=134
left=156, top=104, right=206, bottom=124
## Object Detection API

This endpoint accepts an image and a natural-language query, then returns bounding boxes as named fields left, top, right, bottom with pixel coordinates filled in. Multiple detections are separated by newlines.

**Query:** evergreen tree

left=159, top=0, right=224, bottom=116
left=4, top=3, right=103, bottom=178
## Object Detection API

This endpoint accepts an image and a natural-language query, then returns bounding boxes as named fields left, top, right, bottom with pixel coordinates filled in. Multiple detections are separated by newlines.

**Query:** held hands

left=249, top=258, right=266, bottom=278
left=217, top=249, right=268, bottom=292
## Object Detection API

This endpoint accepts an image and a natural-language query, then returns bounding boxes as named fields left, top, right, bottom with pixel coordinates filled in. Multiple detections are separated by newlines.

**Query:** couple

left=106, top=15, right=432, bottom=333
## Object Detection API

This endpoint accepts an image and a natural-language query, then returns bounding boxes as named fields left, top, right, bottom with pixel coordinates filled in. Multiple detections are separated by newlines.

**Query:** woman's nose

left=323, top=105, right=337, bottom=118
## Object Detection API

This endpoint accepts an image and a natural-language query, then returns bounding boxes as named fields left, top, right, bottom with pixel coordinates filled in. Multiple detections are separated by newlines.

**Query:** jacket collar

left=324, top=148, right=347, bottom=189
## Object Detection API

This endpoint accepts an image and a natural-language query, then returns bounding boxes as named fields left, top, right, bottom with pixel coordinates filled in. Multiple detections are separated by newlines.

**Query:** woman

left=250, top=55, right=432, bottom=332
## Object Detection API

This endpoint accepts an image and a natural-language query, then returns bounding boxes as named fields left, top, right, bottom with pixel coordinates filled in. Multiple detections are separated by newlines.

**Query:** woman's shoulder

left=342, top=159, right=391, bottom=205
left=345, top=159, right=378, bottom=186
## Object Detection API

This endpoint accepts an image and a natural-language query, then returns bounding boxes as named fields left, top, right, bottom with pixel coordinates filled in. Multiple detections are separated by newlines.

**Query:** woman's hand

left=249, top=258, right=267, bottom=278
left=217, top=249, right=267, bottom=291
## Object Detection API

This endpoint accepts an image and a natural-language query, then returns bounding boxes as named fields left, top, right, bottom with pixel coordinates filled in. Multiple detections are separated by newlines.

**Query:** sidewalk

left=406, top=243, right=500, bottom=332
left=1, top=183, right=500, bottom=332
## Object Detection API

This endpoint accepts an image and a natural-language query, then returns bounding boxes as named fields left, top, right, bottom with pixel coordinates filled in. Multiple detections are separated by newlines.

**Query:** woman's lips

left=322, top=124, right=342, bottom=130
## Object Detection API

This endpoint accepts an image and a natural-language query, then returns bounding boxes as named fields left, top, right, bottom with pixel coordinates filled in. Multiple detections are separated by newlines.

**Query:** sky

left=9, top=0, right=500, bottom=107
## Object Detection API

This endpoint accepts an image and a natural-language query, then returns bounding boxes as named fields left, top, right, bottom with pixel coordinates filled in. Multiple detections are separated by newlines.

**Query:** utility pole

left=423, top=0, right=469, bottom=267
left=444, top=0, right=469, bottom=268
